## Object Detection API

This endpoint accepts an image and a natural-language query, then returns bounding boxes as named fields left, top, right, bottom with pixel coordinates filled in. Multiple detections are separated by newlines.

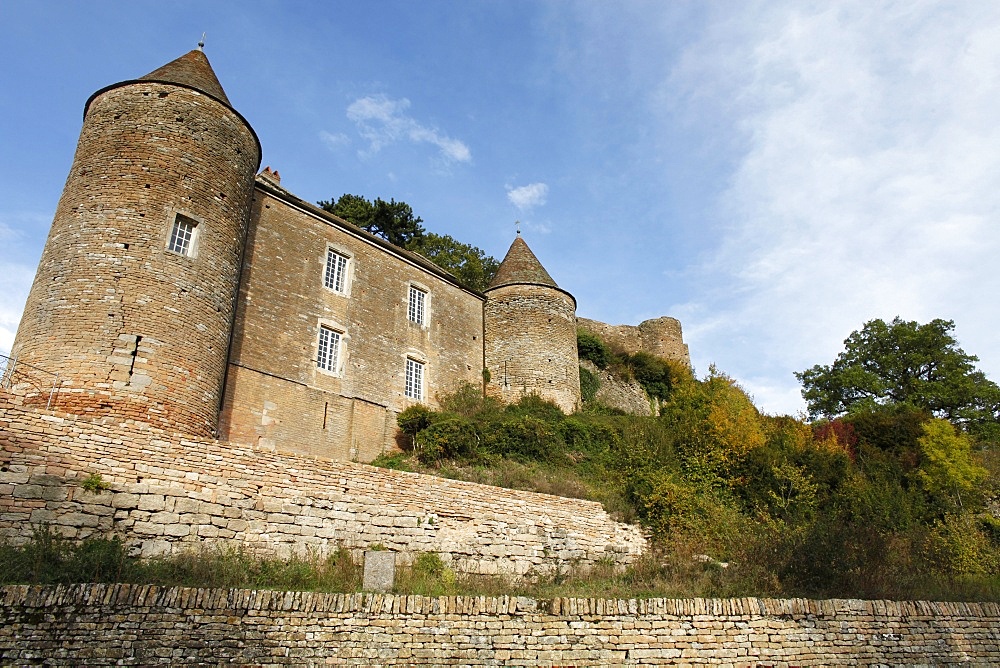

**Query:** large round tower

left=10, top=48, right=261, bottom=436
left=483, top=235, right=581, bottom=412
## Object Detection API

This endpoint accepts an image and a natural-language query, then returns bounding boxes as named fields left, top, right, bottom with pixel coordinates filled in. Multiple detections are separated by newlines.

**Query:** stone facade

left=578, top=316, right=690, bottom=368
left=219, top=183, right=485, bottom=459
left=3, top=585, right=998, bottom=666
left=0, top=398, right=644, bottom=574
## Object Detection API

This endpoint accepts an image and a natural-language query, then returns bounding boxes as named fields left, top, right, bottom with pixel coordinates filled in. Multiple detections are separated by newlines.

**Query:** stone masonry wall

left=3, top=585, right=998, bottom=666
left=11, top=81, right=259, bottom=437
left=578, top=316, right=691, bottom=367
left=0, top=399, right=644, bottom=574
left=221, top=184, right=485, bottom=460
left=484, top=284, right=580, bottom=413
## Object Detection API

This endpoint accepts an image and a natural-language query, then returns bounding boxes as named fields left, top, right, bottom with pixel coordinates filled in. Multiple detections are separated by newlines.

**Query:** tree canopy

left=795, top=317, right=1000, bottom=432
left=407, top=232, right=499, bottom=292
left=319, top=193, right=426, bottom=248
left=318, top=194, right=499, bottom=291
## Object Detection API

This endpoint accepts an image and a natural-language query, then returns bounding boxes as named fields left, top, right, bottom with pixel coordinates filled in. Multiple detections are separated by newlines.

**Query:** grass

left=7, top=525, right=998, bottom=601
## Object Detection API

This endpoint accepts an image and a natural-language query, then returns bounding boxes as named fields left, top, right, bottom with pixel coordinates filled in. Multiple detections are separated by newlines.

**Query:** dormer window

left=167, top=214, right=197, bottom=256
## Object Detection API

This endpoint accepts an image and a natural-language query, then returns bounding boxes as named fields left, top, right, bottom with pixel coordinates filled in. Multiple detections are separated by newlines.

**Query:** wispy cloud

left=668, top=1, right=1000, bottom=413
left=506, top=182, right=549, bottom=211
left=319, top=130, right=349, bottom=151
left=346, top=95, right=471, bottom=164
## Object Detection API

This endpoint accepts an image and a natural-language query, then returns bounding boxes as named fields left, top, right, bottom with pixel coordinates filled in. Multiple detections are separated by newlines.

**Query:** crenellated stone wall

left=2, top=585, right=998, bottom=666
left=0, top=399, right=644, bottom=575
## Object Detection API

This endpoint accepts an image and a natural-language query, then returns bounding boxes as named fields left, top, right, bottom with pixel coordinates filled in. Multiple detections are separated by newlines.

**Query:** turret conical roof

left=486, top=235, right=558, bottom=290
left=140, top=49, right=231, bottom=105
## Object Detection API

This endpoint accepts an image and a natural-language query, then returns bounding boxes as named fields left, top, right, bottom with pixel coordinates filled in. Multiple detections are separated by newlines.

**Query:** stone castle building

left=7, top=48, right=687, bottom=462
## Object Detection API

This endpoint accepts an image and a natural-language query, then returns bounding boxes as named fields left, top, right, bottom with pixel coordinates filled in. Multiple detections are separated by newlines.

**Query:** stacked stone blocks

left=2, top=584, right=998, bottom=665
left=0, top=398, right=644, bottom=574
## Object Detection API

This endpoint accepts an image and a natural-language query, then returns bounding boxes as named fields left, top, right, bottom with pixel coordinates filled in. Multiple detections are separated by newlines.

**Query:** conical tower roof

left=486, top=235, right=559, bottom=290
left=139, top=49, right=231, bottom=105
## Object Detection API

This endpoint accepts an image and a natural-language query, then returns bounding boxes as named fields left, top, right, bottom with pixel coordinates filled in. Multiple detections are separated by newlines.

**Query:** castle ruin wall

left=578, top=316, right=691, bottom=367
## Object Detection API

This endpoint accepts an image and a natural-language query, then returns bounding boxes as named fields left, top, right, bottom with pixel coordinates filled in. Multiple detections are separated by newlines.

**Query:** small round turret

left=10, top=49, right=261, bottom=435
left=483, top=235, right=581, bottom=412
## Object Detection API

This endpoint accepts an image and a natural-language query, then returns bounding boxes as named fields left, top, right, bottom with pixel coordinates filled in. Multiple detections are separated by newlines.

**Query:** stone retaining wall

left=2, top=584, right=998, bottom=666
left=0, top=399, right=644, bottom=574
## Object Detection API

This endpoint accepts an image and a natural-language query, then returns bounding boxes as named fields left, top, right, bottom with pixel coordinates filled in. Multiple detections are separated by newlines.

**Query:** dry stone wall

left=3, top=584, right=998, bottom=666
left=0, top=399, right=644, bottom=575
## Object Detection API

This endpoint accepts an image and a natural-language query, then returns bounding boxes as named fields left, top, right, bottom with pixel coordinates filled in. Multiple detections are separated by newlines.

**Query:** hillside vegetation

left=380, top=322, right=1000, bottom=601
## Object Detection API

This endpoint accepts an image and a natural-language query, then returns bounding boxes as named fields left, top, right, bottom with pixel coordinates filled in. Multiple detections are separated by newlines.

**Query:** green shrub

left=486, top=414, right=563, bottom=461
left=415, top=416, right=480, bottom=464
left=413, top=552, right=446, bottom=577
left=628, top=352, right=684, bottom=402
left=397, top=404, right=435, bottom=448
left=80, top=473, right=111, bottom=494
left=438, top=381, right=502, bottom=418
left=369, top=452, right=414, bottom=471
left=577, top=330, right=612, bottom=369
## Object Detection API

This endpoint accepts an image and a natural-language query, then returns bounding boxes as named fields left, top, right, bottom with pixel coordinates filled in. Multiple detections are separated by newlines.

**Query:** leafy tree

left=319, top=195, right=499, bottom=290
left=408, top=232, right=499, bottom=291
left=912, top=418, right=986, bottom=513
left=319, top=193, right=426, bottom=247
left=796, top=317, right=1000, bottom=432
left=660, top=367, right=765, bottom=487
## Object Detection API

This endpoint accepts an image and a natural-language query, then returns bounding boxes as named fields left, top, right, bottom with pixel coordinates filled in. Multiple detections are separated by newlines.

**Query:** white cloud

left=506, top=182, right=549, bottom=211
left=346, top=95, right=471, bottom=163
left=319, top=130, right=349, bottom=150
left=668, top=2, right=1000, bottom=414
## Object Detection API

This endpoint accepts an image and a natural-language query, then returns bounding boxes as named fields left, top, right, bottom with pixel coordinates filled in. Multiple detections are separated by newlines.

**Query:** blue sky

left=3, top=1, right=999, bottom=416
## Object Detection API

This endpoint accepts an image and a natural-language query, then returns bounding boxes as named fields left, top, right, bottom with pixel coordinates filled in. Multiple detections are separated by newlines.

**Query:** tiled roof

left=486, top=236, right=558, bottom=290
left=140, top=49, right=231, bottom=105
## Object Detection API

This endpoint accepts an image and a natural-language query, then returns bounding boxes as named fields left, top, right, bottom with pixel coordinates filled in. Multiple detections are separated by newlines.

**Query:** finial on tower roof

left=198, top=33, right=206, bottom=51
left=515, top=220, right=521, bottom=236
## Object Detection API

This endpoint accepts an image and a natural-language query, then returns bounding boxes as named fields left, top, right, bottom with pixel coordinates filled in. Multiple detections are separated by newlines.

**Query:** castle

left=6, top=47, right=687, bottom=462
left=2, top=49, right=999, bottom=666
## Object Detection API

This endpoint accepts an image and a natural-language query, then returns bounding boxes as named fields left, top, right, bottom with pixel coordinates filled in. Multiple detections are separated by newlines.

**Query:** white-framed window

left=167, top=214, right=197, bottom=256
left=404, top=358, right=424, bottom=400
left=324, top=249, right=349, bottom=293
left=316, top=326, right=342, bottom=374
left=408, top=285, right=427, bottom=325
